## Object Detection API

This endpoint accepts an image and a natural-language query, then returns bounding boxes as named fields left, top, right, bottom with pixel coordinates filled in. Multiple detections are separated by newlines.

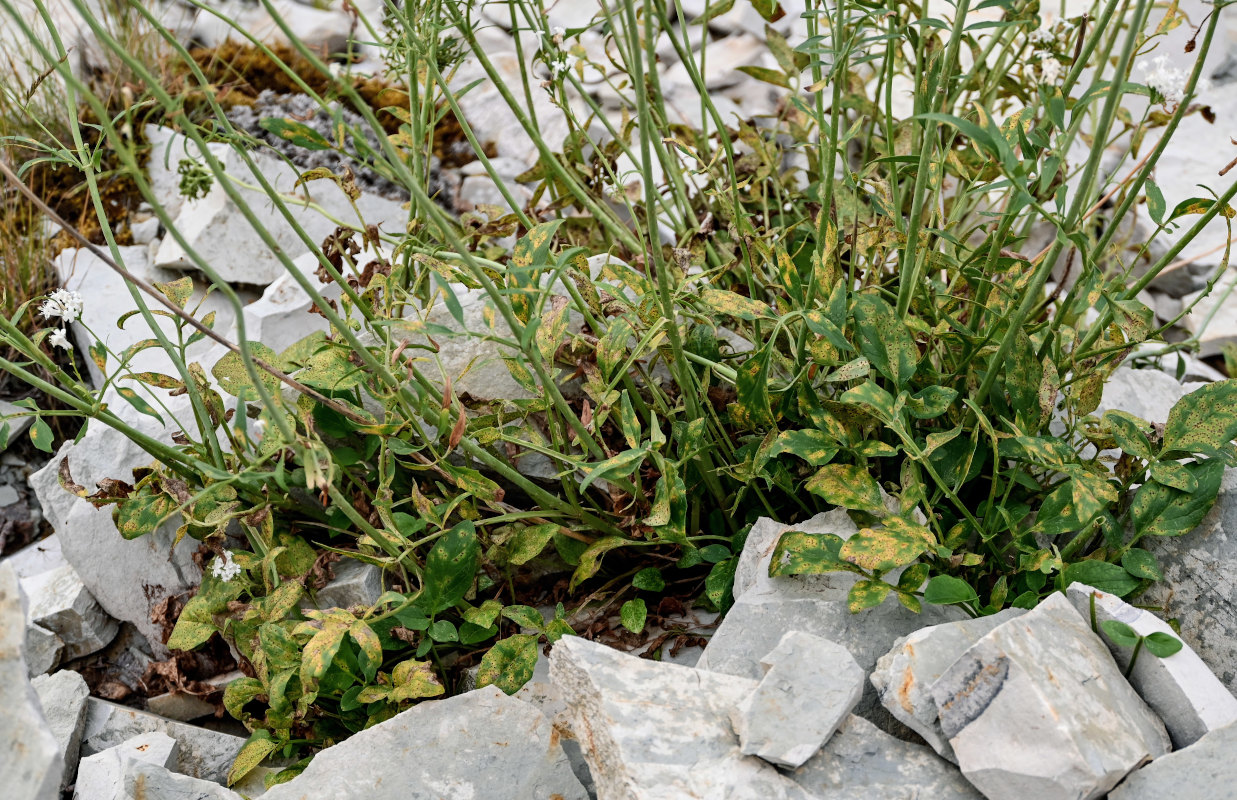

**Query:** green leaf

left=735, top=65, right=790, bottom=88
left=839, top=516, right=934, bottom=573
left=1100, top=619, right=1140, bottom=648
left=1162, top=380, right=1237, bottom=455
left=1143, top=632, right=1184, bottom=658
left=419, top=521, right=479, bottom=614
left=569, top=536, right=629, bottom=591
left=506, top=523, right=559, bottom=566
left=428, top=620, right=458, bottom=642
left=390, top=659, right=445, bottom=702
left=1121, top=548, right=1163, bottom=581
left=768, top=531, right=853, bottom=576
left=632, top=567, right=665, bottom=592
left=579, top=448, right=647, bottom=493
left=1103, top=411, right=1154, bottom=461
left=259, top=117, right=332, bottom=150
left=1062, top=560, right=1139, bottom=596
left=923, top=575, right=979, bottom=606
left=847, top=579, right=891, bottom=612
left=769, top=429, right=838, bottom=466
left=212, top=343, right=281, bottom=401
left=113, top=483, right=176, bottom=541
left=464, top=599, right=504, bottom=628
left=115, top=387, right=164, bottom=424
left=897, top=563, right=931, bottom=592
left=1132, top=459, right=1224, bottom=537
left=227, top=731, right=281, bottom=786
left=705, top=557, right=738, bottom=608
left=824, top=357, right=869, bottom=383
left=501, top=605, right=546, bottom=631
left=698, top=287, right=773, bottom=321
left=1146, top=179, right=1166, bottom=225
left=620, top=599, right=647, bottom=633
left=154, top=276, right=194, bottom=309
left=851, top=294, right=918, bottom=387
left=804, top=464, right=885, bottom=514
left=29, top=417, right=52, bottom=452
left=476, top=634, right=539, bottom=695
left=906, top=386, right=958, bottom=419
left=1167, top=197, right=1237, bottom=223
left=1149, top=461, right=1198, bottom=492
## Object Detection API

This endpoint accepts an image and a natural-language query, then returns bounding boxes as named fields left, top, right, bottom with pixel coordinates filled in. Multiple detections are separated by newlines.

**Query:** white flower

left=1029, top=25, right=1055, bottom=45
left=1039, top=57, right=1063, bottom=86
left=1140, top=54, right=1187, bottom=109
left=39, top=289, right=84, bottom=325
left=551, top=25, right=565, bottom=41
left=210, top=550, right=242, bottom=582
left=47, top=328, right=71, bottom=350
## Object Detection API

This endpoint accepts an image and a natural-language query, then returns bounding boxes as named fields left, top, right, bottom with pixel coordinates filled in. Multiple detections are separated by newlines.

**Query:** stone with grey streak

left=931, top=593, right=1170, bottom=800
left=870, top=607, right=1027, bottom=762
left=74, top=731, right=178, bottom=800
left=1109, top=721, right=1237, bottom=800
left=122, top=759, right=243, bottom=800
left=731, top=631, right=863, bottom=768
left=22, top=564, right=118, bottom=660
left=31, top=669, right=90, bottom=786
left=262, top=685, right=586, bottom=800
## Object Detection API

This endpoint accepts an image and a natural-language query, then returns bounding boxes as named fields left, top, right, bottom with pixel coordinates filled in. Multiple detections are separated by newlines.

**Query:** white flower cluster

left=1039, top=56, right=1063, bottom=86
left=1140, top=54, right=1188, bottom=109
left=551, top=54, right=579, bottom=77
left=211, top=549, right=243, bottom=582
left=40, top=289, right=83, bottom=352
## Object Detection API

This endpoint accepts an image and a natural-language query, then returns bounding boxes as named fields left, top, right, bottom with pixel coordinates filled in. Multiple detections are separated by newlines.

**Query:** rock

left=732, top=631, right=863, bottom=768
left=550, top=635, right=812, bottom=799
left=0, top=564, right=63, bottom=800
left=123, top=758, right=243, bottom=800
left=662, top=34, right=771, bottom=89
left=262, top=685, right=587, bottom=800
left=22, top=564, right=118, bottom=660
left=0, top=398, right=34, bottom=448
left=870, top=607, right=1027, bottom=762
left=1109, top=721, right=1237, bottom=800
left=80, top=699, right=246, bottom=784
left=29, top=398, right=203, bottom=658
left=931, top=593, right=1170, bottom=800
left=74, top=731, right=178, bottom=800
left=1098, top=366, right=1202, bottom=425
left=696, top=594, right=964, bottom=722
left=731, top=510, right=860, bottom=602
left=0, top=484, right=18, bottom=506
left=788, top=714, right=982, bottom=800
left=1180, top=273, right=1237, bottom=358
left=146, top=691, right=218, bottom=723
left=457, top=174, right=532, bottom=214
left=31, top=670, right=90, bottom=786
left=2, top=534, right=66, bottom=580
left=1142, top=466, right=1237, bottom=691
left=24, top=622, right=63, bottom=678
left=1068, top=583, right=1237, bottom=748
left=303, top=557, right=384, bottom=611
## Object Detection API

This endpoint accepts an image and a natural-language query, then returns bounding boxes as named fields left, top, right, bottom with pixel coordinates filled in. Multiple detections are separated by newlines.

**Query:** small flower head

left=1038, top=56, right=1063, bottom=86
left=1140, top=54, right=1187, bottom=109
left=211, top=549, right=242, bottom=582
left=551, top=25, right=566, bottom=44
left=47, top=328, right=71, bottom=350
left=39, top=289, right=84, bottom=325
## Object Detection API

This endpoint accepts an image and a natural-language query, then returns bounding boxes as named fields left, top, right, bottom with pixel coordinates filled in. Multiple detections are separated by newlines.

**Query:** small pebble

left=0, top=484, right=20, bottom=507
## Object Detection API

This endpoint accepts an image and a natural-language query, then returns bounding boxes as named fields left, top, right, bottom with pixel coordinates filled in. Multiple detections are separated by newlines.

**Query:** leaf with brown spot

left=839, top=516, right=934, bottom=573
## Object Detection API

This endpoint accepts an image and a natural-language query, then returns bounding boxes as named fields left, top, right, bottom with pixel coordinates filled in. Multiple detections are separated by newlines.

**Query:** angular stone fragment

left=1, top=534, right=65, bottom=580
left=0, top=564, right=62, bottom=800
left=870, top=607, right=1027, bottom=761
left=731, top=510, right=859, bottom=602
left=789, top=715, right=982, bottom=799
left=23, top=564, right=118, bottom=660
left=303, top=557, right=384, bottom=611
left=1068, top=583, right=1237, bottom=748
left=74, top=731, right=178, bottom=800
left=24, top=621, right=63, bottom=678
left=1098, top=367, right=1202, bottom=425
left=146, top=690, right=218, bottom=722
left=31, top=670, right=90, bottom=785
left=732, top=631, right=863, bottom=767
left=80, top=699, right=245, bottom=785
left=262, top=685, right=586, bottom=800
left=124, top=759, right=243, bottom=800
left=1109, top=721, right=1237, bottom=800
left=931, top=593, right=1170, bottom=800
left=1142, top=466, right=1237, bottom=692
left=550, top=635, right=813, bottom=800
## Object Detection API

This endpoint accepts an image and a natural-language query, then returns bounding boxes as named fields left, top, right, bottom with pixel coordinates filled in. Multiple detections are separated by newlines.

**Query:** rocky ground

left=3, top=0, right=1237, bottom=798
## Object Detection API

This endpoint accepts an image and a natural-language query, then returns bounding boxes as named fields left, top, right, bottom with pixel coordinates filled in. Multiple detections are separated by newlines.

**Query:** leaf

left=227, top=731, right=281, bottom=786
left=1103, top=410, right=1154, bottom=461
left=824, top=357, right=870, bottom=383
left=464, top=599, right=504, bottom=628
left=579, top=448, right=647, bottom=493
left=1161, top=380, right=1237, bottom=456
left=501, top=605, right=546, bottom=631
left=705, top=557, right=738, bottom=608
left=735, top=65, right=790, bottom=88
left=1100, top=619, right=1141, bottom=648
left=420, top=522, right=479, bottom=613
left=699, top=287, right=774, bottom=321
left=632, top=567, right=665, bottom=592
left=923, top=575, right=979, bottom=605
left=1121, top=548, right=1163, bottom=581
left=259, top=117, right=332, bottom=150
left=299, top=613, right=351, bottom=688
left=769, top=531, right=854, bottom=576
left=1146, top=179, right=1166, bottom=225
left=804, top=464, right=885, bottom=514
left=113, top=482, right=176, bottom=540
left=1132, top=459, right=1224, bottom=537
left=476, top=634, right=539, bottom=694
left=506, top=523, right=559, bottom=566
left=1143, top=632, right=1184, bottom=658
left=906, top=385, right=958, bottom=419
left=840, top=516, right=934, bottom=573
left=1149, top=461, right=1198, bottom=492
left=115, top=387, right=164, bottom=424
left=29, top=417, right=52, bottom=452
left=1167, top=197, right=1237, bottom=223
left=154, top=276, right=194, bottom=309
left=851, top=294, right=918, bottom=387
left=847, top=579, right=891, bottom=612
left=620, top=599, right=647, bottom=633
left=390, top=659, right=445, bottom=702
left=429, top=620, right=458, bottom=642
left=569, top=536, right=629, bottom=590
left=768, top=429, right=837, bottom=465
left=1062, top=560, right=1139, bottom=596
left=897, top=563, right=931, bottom=592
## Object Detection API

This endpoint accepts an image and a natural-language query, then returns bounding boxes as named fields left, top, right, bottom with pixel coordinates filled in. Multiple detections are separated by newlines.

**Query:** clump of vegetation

left=0, top=0, right=1235, bottom=787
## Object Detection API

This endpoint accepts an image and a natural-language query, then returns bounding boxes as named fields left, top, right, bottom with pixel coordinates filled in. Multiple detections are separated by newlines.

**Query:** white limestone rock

left=1, top=534, right=65, bottom=580
left=1180, top=273, right=1237, bottom=358
left=302, top=557, right=384, bottom=611
left=262, top=685, right=587, bottom=800
left=550, top=635, right=814, bottom=800
left=24, top=622, right=63, bottom=678
left=1098, top=367, right=1202, bottom=426
left=731, top=509, right=859, bottom=603
left=74, top=731, right=178, bottom=800
left=870, top=607, right=1028, bottom=762
left=732, top=631, right=864, bottom=768
left=31, top=669, right=90, bottom=786
left=931, top=593, right=1171, bottom=800
left=1069, top=582, right=1237, bottom=748
left=123, top=758, right=244, bottom=800
left=145, top=691, right=218, bottom=723
left=0, top=564, right=63, bottom=800
left=1110, top=721, right=1237, bottom=800
left=22, top=564, right=118, bottom=660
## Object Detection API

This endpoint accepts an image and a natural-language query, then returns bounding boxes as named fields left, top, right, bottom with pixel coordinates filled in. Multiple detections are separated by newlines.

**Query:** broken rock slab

left=123, top=758, right=243, bottom=800
left=262, top=685, right=587, bottom=800
left=22, top=564, right=118, bottom=660
left=1109, top=721, right=1237, bottom=800
left=80, top=699, right=246, bottom=785
left=550, top=635, right=814, bottom=800
left=1068, top=583, right=1237, bottom=748
left=301, top=557, right=384, bottom=611
left=1141, top=466, right=1237, bottom=692
left=931, top=593, right=1170, bottom=800
left=732, top=631, right=863, bottom=768
left=1, top=534, right=65, bottom=580
left=731, top=509, right=860, bottom=603
left=31, top=669, right=90, bottom=786
left=74, top=731, right=178, bottom=800
left=0, top=564, right=63, bottom=800
left=25, top=621, right=63, bottom=678
left=870, top=607, right=1028, bottom=762
left=789, top=714, right=982, bottom=800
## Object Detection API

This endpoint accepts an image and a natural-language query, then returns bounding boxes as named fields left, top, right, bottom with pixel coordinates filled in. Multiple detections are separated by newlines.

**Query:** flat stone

left=931, top=593, right=1170, bottom=800
left=146, top=691, right=218, bottom=723
left=22, top=564, right=118, bottom=660
left=74, top=731, right=178, bottom=800
left=550, top=635, right=813, bottom=799
left=0, top=484, right=18, bottom=506
left=870, top=607, right=1027, bottom=762
left=789, top=714, right=982, bottom=799
left=2, top=534, right=66, bottom=580
left=80, top=699, right=246, bottom=784
left=0, top=398, right=34, bottom=448
left=1180, top=273, right=1237, bottom=357
left=732, top=510, right=859, bottom=603
left=31, top=670, right=90, bottom=786
left=1098, top=367, right=1202, bottom=425
left=1141, top=466, right=1237, bottom=691
left=1068, top=583, right=1237, bottom=748
left=1110, top=721, right=1237, bottom=799
left=0, top=564, right=62, bottom=800
left=303, top=557, right=384, bottom=611
left=123, top=758, right=243, bottom=800
left=732, top=631, right=863, bottom=768
left=262, top=685, right=586, bottom=800
left=25, top=622, right=63, bottom=678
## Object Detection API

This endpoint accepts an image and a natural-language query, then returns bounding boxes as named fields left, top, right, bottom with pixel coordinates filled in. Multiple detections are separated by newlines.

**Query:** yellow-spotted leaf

left=805, top=464, right=885, bottom=514
left=840, top=516, right=934, bottom=573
